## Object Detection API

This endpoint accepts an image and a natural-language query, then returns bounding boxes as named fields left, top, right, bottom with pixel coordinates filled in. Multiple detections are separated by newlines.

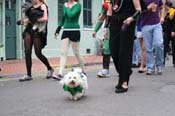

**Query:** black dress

left=23, top=4, right=48, bottom=48
left=109, top=0, right=138, bottom=87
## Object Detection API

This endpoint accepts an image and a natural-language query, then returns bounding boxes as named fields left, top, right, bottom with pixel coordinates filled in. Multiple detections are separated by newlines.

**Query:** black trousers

left=23, top=31, right=52, bottom=77
left=102, top=54, right=110, bottom=70
left=109, top=16, right=136, bottom=86
left=163, top=32, right=175, bottom=65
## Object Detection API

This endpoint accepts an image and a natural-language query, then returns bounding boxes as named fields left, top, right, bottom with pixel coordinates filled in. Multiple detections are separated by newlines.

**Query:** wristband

left=132, top=10, right=141, bottom=20
left=55, top=26, right=61, bottom=35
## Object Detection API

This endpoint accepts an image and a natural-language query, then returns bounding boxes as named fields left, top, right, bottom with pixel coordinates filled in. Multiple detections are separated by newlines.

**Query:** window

left=83, top=0, right=92, bottom=28
left=5, top=0, right=16, bottom=9
left=58, top=0, right=65, bottom=20
left=25, top=0, right=32, bottom=3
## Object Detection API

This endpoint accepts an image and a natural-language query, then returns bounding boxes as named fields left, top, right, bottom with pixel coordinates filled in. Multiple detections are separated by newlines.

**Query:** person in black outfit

left=105, top=0, right=146, bottom=93
left=163, top=1, right=175, bottom=67
left=18, top=0, right=54, bottom=82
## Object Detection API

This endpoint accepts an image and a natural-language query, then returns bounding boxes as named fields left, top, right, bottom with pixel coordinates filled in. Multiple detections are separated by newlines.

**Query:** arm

left=55, top=6, right=65, bottom=36
left=171, top=14, right=175, bottom=37
left=94, top=14, right=106, bottom=32
left=93, top=3, right=109, bottom=38
left=65, top=3, right=81, bottom=18
left=133, top=0, right=142, bottom=11
left=58, top=6, right=65, bottom=27
left=37, top=4, right=48, bottom=22
left=160, top=5, right=165, bottom=23
left=123, top=0, right=141, bottom=25
left=104, top=3, right=112, bottom=28
left=92, top=14, right=106, bottom=38
left=131, top=0, right=142, bottom=20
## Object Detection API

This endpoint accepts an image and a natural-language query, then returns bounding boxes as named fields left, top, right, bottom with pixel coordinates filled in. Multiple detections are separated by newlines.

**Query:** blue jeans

left=132, top=38, right=142, bottom=64
left=142, top=23, right=164, bottom=71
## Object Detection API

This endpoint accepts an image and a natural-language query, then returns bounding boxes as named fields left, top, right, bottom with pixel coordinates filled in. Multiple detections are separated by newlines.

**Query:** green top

left=58, top=3, right=81, bottom=29
left=101, top=7, right=107, bottom=15
left=93, top=7, right=106, bottom=32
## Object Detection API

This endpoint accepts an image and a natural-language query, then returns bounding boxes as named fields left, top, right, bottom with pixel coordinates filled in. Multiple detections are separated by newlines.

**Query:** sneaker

left=19, top=76, right=33, bottom=82
left=146, top=70, right=155, bottom=75
left=157, top=67, right=163, bottom=75
left=46, top=69, right=54, bottom=79
left=97, top=69, right=110, bottom=78
left=52, top=74, right=63, bottom=80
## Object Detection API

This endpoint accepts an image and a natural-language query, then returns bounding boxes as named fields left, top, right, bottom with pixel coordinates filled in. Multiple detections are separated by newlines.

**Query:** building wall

left=0, top=0, right=5, bottom=60
left=41, top=0, right=103, bottom=58
left=1, top=0, right=172, bottom=60
left=0, top=0, right=104, bottom=60
left=16, top=0, right=23, bottom=59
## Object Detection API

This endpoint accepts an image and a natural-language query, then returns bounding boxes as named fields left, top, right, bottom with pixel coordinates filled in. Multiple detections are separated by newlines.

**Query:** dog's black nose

left=70, top=81, right=75, bottom=84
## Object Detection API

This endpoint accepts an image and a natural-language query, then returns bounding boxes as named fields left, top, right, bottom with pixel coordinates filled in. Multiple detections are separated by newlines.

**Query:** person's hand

left=147, top=2, right=155, bottom=10
left=54, top=33, right=59, bottom=39
left=123, top=17, right=134, bottom=25
left=16, top=20, right=22, bottom=25
left=160, top=17, right=164, bottom=24
left=171, top=32, right=175, bottom=38
left=92, top=32, right=97, bottom=38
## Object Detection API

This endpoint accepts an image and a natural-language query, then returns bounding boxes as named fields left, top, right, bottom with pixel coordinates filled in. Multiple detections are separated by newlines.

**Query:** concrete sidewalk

left=0, top=55, right=103, bottom=77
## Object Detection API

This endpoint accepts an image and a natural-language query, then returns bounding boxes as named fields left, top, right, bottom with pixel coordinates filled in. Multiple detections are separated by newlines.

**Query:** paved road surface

left=0, top=65, right=175, bottom=116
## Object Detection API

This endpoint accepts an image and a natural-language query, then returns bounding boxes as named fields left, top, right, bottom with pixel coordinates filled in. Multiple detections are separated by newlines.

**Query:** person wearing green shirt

left=92, top=0, right=111, bottom=78
left=0, top=44, right=3, bottom=78
left=53, top=0, right=84, bottom=80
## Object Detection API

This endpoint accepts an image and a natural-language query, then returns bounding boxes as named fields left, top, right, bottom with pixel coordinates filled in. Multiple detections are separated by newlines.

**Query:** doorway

left=5, top=0, right=16, bottom=59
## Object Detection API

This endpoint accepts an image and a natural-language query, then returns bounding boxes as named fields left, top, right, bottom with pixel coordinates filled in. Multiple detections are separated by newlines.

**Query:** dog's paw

left=73, top=97, right=78, bottom=101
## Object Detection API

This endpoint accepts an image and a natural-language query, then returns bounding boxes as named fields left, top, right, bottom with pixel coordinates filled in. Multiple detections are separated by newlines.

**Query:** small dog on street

left=60, top=68, right=88, bottom=101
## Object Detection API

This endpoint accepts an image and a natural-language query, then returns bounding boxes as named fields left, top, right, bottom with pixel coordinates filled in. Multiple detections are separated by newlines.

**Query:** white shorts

left=137, top=31, right=143, bottom=38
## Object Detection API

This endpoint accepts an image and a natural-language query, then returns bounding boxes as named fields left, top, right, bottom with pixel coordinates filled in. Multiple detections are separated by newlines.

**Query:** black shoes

left=115, top=86, right=128, bottom=93
left=115, top=82, right=128, bottom=93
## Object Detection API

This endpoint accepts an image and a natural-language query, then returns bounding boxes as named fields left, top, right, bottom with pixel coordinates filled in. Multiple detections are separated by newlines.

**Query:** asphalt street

left=0, top=64, right=175, bottom=116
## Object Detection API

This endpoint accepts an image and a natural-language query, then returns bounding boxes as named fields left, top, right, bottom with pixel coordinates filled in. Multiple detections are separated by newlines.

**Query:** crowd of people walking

left=16, top=0, right=175, bottom=94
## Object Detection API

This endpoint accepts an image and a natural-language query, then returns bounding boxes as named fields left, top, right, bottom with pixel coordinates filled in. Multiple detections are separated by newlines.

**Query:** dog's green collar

left=63, top=84, right=83, bottom=96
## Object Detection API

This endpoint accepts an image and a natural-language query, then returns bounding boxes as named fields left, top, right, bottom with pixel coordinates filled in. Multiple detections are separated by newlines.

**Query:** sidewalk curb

left=0, top=61, right=113, bottom=79
left=52, top=61, right=113, bottom=69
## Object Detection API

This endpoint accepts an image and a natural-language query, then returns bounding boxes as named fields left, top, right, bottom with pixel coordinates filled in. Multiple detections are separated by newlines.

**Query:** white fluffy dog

left=60, top=68, right=88, bottom=101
